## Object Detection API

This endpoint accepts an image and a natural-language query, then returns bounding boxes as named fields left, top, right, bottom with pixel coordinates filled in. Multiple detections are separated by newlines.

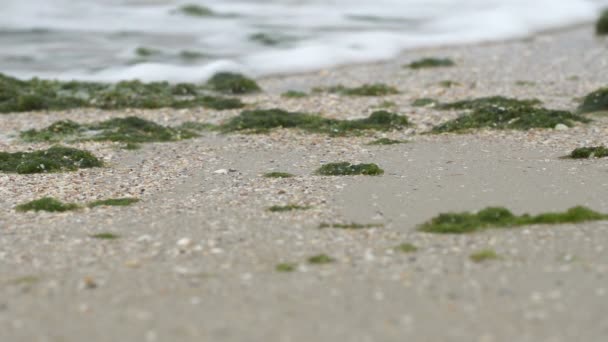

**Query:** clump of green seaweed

left=307, top=254, right=334, bottom=264
left=470, top=249, right=500, bottom=263
left=281, top=90, right=308, bottom=98
left=206, top=72, right=261, bottom=94
left=430, top=96, right=589, bottom=133
left=577, top=87, right=608, bottom=114
left=268, top=204, right=310, bottom=212
left=15, top=197, right=81, bottom=212
left=396, top=243, right=418, bottom=253
left=316, top=162, right=384, bottom=176
left=568, top=146, right=608, bottom=159
left=90, top=233, right=121, bottom=240
left=276, top=263, right=297, bottom=272
left=367, top=138, right=406, bottom=145
left=0, top=73, right=244, bottom=113
left=419, top=206, right=607, bottom=234
left=175, top=4, right=214, bottom=17
left=319, top=222, right=383, bottom=229
left=21, top=116, right=202, bottom=144
left=406, top=58, right=455, bottom=69
left=411, top=98, right=439, bottom=107
left=438, top=80, right=461, bottom=88
left=16, top=196, right=139, bottom=213
left=263, top=172, right=294, bottom=178
left=597, top=9, right=608, bottom=35
left=313, top=83, right=399, bottom=96
left=0, top=146, right=102, bottom=174
left=221, top=108, right=409, bottom=135
left=88, top=198, right=139, bottom=208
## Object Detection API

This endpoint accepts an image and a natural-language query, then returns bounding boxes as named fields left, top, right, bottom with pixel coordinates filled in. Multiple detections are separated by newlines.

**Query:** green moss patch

left=577, top=87, right=608, bottom=114
left=16, top=197, right=81, bottom=212
left=367, top=138, right=406, bottom=145
left=596, top=9, right=608, bottom=35
left=470, top=249, right=500, bottom=263
left=21, top=116, right=202, bottom=144
left=0, top=146, right=102, bottom=174
left=314, top=83, right=399, bottom=96
left=263, top=172, right=294, bottom=178
left=316, top=162, right=383, bottom=176
left=419, top=206, right=608, bottom=234
left=307, top=254, right=334, bottom=264
left=206, top=72, right=261, bottom=95
left=431, top=96, right=589, bottom=133
left=406, top=58, right=455, bottom=69
left=275, top=263, right=296, bottom=272
left=568, top=146, right=608, bottom=159
left=90, top=233, right=121, bottom=240
left=319, top=222, right=383, bottom=229
left=268, top=204, right=310, bottom=212
left=221, top=109, right=408, bottom=135
left=0, top=73, right=244, bottom=113
left=88, top=198, right=139, bottom=208
left=396, top=243, right=418, bottom=253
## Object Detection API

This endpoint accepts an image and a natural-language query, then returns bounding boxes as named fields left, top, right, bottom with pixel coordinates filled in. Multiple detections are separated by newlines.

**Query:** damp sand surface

left=1, top=25, right=608, bottom=342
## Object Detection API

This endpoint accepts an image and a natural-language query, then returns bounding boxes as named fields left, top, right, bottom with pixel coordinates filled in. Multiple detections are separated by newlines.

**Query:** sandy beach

left=1, top=24, right=608, bottom=342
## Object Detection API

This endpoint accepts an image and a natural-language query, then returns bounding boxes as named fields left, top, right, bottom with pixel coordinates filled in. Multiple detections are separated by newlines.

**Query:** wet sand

left=1, top=25, right=608, bottom=342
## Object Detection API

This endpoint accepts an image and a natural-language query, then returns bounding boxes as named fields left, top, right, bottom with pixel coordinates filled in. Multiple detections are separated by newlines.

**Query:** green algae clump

left=431, top=96, right=589, bottom=133
left=281, top=90, right=308, bottom=98
left=276, top=263, right=296, bottom=272
left=20, top=120, right=81, bottom=142
left=419, top=206, right=607, bottom=234
left=470, top=249, right=500, bottom=263
left=206, top=72, right=261, bottom=94
left=0, top=146, right=102, bottom=174
left=411, top=98, right=439, bottom=107
left=90, top=233, right=121, bottom=240
left=407, top=58, right=455, bottom=69
left=307, top=254, right=334, bottom=264
left=176, top=4, right=214, bottom=17
left=0, top=73, right=244, bottom=113
left=88, top=198, right=139, bottom=208
left=21, top=116, right=202, bottom=144
left=396, top=243, right=418, bottom=253
left=315, top=83, right=399, bottom=96
left=569, top=146, right=608, bottom=159
left=221, top=108, right=408, bottom=135
left=268, top=204, right=310, bottom=212
left=319, top=222, right=383, bottom=229
left=16, top=197, right=81, bottom=212
left=316, top=162, right=383, bottom=176
left=437, top=96, right=542, bottom=111
left=367, top=138, right=406, bottom=145
left=597, top=9, right=608, bottom=35
left=577, top=87, right=608, bottom=114
left=263, top=172, right=294, bottom=178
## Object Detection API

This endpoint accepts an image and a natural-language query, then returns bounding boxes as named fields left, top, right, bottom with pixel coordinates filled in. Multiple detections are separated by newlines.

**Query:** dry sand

left=1, top=25, right=608, bottom=342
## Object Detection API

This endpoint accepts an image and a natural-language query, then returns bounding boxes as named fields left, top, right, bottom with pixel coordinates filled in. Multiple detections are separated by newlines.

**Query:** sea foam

left=1, top=0, right=607, bottom=82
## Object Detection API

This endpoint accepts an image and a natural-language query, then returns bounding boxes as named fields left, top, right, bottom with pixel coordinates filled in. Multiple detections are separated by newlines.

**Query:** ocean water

left=1, top=0, right=607, bottom=82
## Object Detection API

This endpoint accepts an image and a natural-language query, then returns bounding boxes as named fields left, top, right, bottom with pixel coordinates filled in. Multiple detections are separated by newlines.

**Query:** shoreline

left=2, top=23, right=608, bottom=342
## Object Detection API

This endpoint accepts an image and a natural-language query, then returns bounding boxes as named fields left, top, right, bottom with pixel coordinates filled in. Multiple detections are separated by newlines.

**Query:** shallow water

left=1, top=0, right=607, bottom=82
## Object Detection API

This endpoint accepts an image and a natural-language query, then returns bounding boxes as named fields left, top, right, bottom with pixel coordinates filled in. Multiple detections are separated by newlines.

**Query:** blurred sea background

left=1, top=0, right=608, bottom=82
